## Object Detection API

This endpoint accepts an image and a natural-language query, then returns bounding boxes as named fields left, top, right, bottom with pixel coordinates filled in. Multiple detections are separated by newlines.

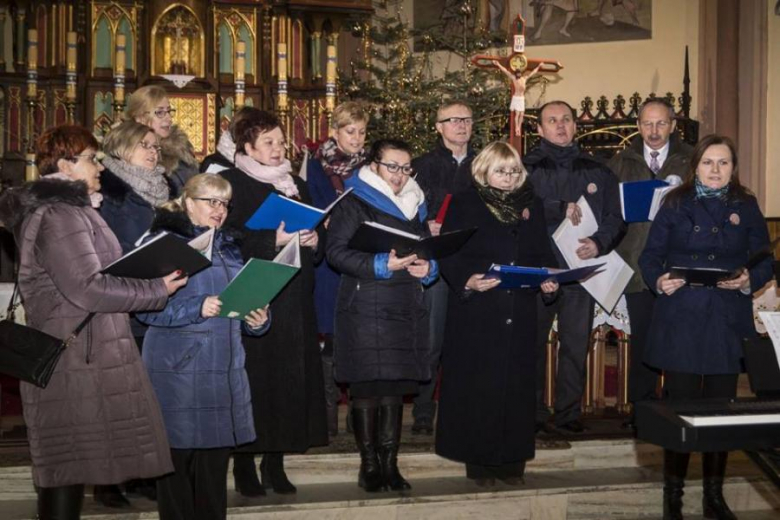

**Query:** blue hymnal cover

left=245, top=188, right=352, bottom=232
left=620, top=179, right=669, bottom=223
left=485, top=263, right=605, bottom=289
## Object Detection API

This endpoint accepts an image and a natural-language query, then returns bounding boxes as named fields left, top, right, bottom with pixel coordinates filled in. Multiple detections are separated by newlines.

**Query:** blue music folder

left=245, top=188, right=352, bottom=232
left=485, top=263, right=605, bottom=289
left=620, top=179, right=669, bottom=223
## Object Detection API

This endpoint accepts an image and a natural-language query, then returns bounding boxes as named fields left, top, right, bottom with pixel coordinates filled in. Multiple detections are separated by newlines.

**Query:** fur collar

left=149, top=207, right=243, bottom=243
left=159, top=125, right=198, bottom=175
left=100, top=167, right=135, bottom=202
left=0, top=178, right=90, bottom=229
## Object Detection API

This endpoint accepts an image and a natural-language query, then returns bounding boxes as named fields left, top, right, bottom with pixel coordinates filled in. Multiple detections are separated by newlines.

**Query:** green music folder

left=218, top=234, right=301, bottom=320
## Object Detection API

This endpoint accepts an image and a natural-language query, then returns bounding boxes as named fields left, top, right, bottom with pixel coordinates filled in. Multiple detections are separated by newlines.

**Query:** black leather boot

left=352, top=403, right=385, bottom=492
left=233, top=453, right=265, bottom=497
left=702, top=452, right=737, bottom=520
left=260, top=452, right=297, bottom=494
left=38, top=484, right=85, bottom=520
left=663, top=449, right=690, bottom=520
left=378, top=402, right=411, bottom=491
left=322, top=352, right=340, bottom=438
left=93, top=484, right=131, bottom=508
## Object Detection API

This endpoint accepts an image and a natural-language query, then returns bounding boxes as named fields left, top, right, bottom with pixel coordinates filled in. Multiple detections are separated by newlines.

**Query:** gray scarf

left=101, top=155, right=170, bottom=207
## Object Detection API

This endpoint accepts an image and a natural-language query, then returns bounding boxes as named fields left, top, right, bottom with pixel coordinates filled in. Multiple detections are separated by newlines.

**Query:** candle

left=25, top=152, right=38, bottom=182
left=115, top=33, right=126, bottom=77
left=326, top=44, right=336, bottom=83
left=277, top=42, right=287, bottom=81
left=66, top=32, right=77, bottom=102
left=236, top=40, right=245, bottom=81
left=27, top=29, right=37, bottom=70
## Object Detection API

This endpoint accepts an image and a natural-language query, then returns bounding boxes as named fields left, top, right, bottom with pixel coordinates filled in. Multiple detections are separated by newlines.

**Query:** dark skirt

left=350, top=380, right=419, bottom=398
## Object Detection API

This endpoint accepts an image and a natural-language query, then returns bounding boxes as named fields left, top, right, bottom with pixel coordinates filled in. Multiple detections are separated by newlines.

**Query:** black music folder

left=670, top=238, right=779, bottom=287
left=742, top=337, right=780, bottom=398
left=348, top=222, right=476, bottom=260
left=102, top=231, right=212, bottom=279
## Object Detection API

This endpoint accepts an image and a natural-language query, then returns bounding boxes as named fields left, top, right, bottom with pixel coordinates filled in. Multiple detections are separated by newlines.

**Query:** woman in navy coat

left=138, top=174, right=269, bottom=520
left=639, top=134, right=773, bottom=520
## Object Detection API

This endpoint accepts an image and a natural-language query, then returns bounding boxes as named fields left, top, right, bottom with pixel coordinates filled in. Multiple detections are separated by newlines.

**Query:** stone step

left=0, top=459, right=777, bottom=519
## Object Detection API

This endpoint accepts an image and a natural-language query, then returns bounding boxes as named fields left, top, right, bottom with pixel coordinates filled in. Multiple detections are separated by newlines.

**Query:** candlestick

left=325, top=44, right=336, bottom=111
left=26, top=29, right=38, bottom=100
left=114, top=34, right=126, bottom=115
left=66, top=32, right=77, bottom=104
left=115, top=33, right=126, bottom=77
left=25, top=152, right=38, bottom=182
left=235, top=40, right=246, bottom=108
left=277, top=42, right=288, bottom=110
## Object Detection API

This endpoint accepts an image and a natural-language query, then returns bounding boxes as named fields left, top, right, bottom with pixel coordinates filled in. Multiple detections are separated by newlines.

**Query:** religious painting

left=414, top=0, right=652, bottom=49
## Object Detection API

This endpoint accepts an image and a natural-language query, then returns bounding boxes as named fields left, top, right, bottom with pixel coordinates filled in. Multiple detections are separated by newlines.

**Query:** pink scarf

left=47, top=172, right=104, bottom=208
left=235, top=153, right=299, bottom=198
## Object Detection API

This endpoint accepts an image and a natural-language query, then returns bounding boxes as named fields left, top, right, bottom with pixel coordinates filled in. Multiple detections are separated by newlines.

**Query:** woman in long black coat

left=220, top=110, right=327, bottom=496
left=326, top=139, right=438, bottom=492
left=639, top=134, right=773, bottom=520
left=436, top=142, right=559, bottom=486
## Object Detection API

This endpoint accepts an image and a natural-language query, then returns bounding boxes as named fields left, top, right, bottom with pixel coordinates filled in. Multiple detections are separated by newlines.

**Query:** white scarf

left=46, top=172, right=104, bottom=208
left=234, top=153, right=299, bottom=198
left=216, top=131, right=236, bottom=164
left=357, top=165, right=424, bottom=221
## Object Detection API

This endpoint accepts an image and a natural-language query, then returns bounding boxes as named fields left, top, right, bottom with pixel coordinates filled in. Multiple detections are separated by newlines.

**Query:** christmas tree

left=340, top=0, right=547, bottom=155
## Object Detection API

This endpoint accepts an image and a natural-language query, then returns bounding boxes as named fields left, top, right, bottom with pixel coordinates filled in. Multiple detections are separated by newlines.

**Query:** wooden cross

left=471, top=15, right=563, bottom=148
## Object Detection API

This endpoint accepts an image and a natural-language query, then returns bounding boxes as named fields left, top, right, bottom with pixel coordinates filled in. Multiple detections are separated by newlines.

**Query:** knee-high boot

left=38, top=484, right=85, bottom=520
left=233, top=453, right=265, bottom=497
left=378, top=398, right=411, bottom=491
left=321, top=352, right=340, bottom=438
left=663, top=449, right=689, bottom=520
left=702, top=452, right=737, bottom=520
left=352, top=399, right=384, bottom=492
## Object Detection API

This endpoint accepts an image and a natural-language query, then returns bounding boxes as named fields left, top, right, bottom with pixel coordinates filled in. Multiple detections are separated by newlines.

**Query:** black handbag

left=0, top=281, right=94, bottom=388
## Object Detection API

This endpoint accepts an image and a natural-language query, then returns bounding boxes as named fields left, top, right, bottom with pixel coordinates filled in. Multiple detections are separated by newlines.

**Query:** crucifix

left=168, top=13, right=189, bottom=74
left=471, top=15, right=563, bottom=150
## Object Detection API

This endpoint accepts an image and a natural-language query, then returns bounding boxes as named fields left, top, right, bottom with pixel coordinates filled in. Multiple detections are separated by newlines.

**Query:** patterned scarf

left=475, top=178, right=536, bottom=224
left=101, top=155, right=170, bottom=207
left=694, top=177, right=730, bottom=200
left=234, top=152, right=299, bottom=198
left=315, top=137, right=367, bottom=194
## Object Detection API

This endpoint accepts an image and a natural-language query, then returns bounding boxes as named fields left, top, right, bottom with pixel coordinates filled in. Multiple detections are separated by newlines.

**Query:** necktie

left=649, top=151, right=660, bottom=174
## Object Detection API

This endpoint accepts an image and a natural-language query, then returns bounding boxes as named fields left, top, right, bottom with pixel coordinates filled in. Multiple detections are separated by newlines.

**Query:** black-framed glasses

left=137, top=140, right=162, bottom=153
left=437, top=117, right=473, bottom=125
left=148, top=107, right=176, bottom=119
left=490, top=168, right=523, bottom=179
left=70, top=153, right=99, bottom=165
left=193, top=197, right=231, bottom=210
left=376, top=162, right=414, bottom=176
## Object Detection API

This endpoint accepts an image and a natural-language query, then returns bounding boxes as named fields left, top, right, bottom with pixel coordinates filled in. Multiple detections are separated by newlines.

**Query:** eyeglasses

left=437, top=117, right=474, bottom=126
left=70, top=154, right=100, bottom=165
left=640, top=120, right=671, bottom=130
left=192, top=197, right=231, bottom=210
left=255, top=138, right=289, bottom=150
left=376, top=162, right=414, bottom=176
left=137, top=141, right=162, bottom=153
left=490, top=168, right=523, bottom=179
left=148, top=107, right=176, bottom=119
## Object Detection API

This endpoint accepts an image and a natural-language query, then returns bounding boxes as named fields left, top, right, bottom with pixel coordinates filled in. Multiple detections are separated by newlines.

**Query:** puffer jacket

left=137, top=209, right=269, bottom=449
left=0, top=178, right=172, bottom=487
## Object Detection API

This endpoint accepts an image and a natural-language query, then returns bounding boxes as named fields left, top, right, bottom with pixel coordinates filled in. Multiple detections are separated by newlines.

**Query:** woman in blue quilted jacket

left=138, top=174, right=270, bottom=520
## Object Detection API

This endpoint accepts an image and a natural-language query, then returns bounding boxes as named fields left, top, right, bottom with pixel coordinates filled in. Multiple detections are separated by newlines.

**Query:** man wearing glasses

left=410, top=101, right=477, bottom=435
left=607, top=99, right=693, bottom=429
left=524, top=100, right=626, bottom=435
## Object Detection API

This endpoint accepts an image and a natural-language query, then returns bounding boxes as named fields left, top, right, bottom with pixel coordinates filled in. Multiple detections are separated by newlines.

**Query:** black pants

left=663, top=371, right=738, bottom=402
left=535, top=286, right=595, bottom=425
left=626, top=290, right=661, bottom=404
left=156, top=448, right=231, bottom=520
left=413, top=277, right=448, bottom=421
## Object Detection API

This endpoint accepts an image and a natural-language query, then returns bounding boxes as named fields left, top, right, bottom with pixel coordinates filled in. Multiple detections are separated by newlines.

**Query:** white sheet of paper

left=758, top=311, right=780, bottom=371
left=552, top=196, right=634, bottom=313
left=649, top=185, right=674, bottom=221
left=204, top=163, right=229, bottom=174
left=188, top=227, right=215, bottom=261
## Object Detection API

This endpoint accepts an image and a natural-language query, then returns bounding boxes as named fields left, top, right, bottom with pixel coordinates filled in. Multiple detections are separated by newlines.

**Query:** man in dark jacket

left=409, top=101, right=477, bottom=434
left=524, top=100, right=626, bottom=434
left=608, top=99, right=693, bottom=425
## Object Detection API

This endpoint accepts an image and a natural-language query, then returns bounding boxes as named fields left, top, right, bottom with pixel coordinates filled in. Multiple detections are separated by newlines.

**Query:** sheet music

left=758, top=311, right=780, bottom=371
left=187, top=227, right=215, bottom=261
left=204, top=163, right=229, bottom=174
left=552, top=196, right=634, bottom=313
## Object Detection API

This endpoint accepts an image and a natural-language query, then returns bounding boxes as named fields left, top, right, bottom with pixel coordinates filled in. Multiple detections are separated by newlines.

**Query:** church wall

left=766, top=2, right=780, bottom=218
left=404, top=0, right=700, bottom=117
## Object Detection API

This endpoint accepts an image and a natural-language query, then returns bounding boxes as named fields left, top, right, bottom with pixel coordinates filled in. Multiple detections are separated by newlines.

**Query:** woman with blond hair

left=126, top=85, right=198, bottom=197
left=138, top=174, right=269, bottom=520
left=307, top=101, right=370, bottom=437
left=435, top=141, right=558, bottom=487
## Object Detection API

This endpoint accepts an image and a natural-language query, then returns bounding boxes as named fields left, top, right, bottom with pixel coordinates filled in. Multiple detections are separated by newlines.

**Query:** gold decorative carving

left=151, top=4, right=204, bottom=77
left=168, top=94, right=216, bottom=160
